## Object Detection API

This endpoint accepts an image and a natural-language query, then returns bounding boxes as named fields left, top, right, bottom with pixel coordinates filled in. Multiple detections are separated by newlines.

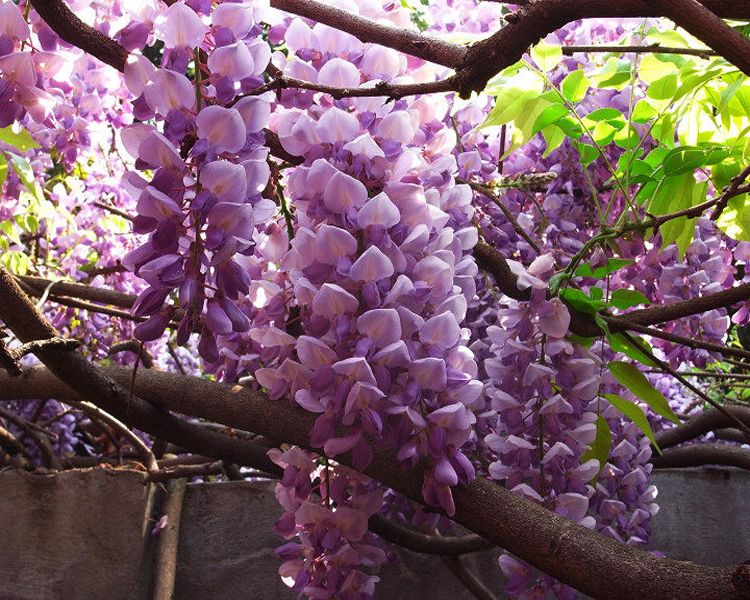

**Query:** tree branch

left=368, top=513, right=494, bottom=555
left=28, top=0, right=129, bottom=71
left=562, top=43, right=718, bottom=58
left=269, top=0, right=466, bottom=69
left=651, top=443, right=750, bottom=470
left=458, top=0, right=750, bottom=97
left=655, top=403, right=750, bottom=449
left=650, top=0, right=750, bottom=78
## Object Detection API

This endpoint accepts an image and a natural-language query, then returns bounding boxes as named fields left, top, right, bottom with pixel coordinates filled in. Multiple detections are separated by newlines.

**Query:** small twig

left=562, top=43, right=717, bottom=58
left=711, top=164, right=750, bottom=220
left=92, top=201, right=134, bottom=221
left=463, top=179, right=543, bottom=253
left=621, top=331, right=750, bottom=441
left=109, top=340, right=155, bottom=369
left=368, top=513, right=494, bottom=555
left=74, top=400, right=158, bottom=473
left=440, top=555, right=499, bottom=600
left=166, top=341, right=186, bottom=376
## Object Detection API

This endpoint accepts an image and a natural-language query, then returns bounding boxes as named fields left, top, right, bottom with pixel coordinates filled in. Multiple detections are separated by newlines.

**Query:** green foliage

left=603, top=393, right=661, bottom=453
left=0, top=126, right=40, bottom=152
left=608, top=361, right=680, bottom=424
left=581, top=414, right=611, bottom=481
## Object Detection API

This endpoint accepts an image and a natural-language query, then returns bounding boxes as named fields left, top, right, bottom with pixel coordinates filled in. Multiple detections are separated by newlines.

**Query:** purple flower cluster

left=119, top=1, right=275, bottom=360
left=259, top=5, right=483, bottom=517
left=271, top=446, right=386, bottom=598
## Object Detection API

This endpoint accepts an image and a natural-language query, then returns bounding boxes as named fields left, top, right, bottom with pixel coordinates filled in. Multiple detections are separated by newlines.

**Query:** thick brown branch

left=651, top=443, right=750, bottom=470
left=269, top=0, right=466, bottom=69
left=655, top=404, right=750, bottom=449
left=459, top=0, right=750, bottom=97
left=29, top=0, right=128, bottom=72
left=650, top=0, right=750, bottom=78
left=621, top=283, right=750, bottom=328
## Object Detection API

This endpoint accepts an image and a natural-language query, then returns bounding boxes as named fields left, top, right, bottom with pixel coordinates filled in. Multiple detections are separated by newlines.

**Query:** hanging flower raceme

left=120, top=1, right=275, bottom=360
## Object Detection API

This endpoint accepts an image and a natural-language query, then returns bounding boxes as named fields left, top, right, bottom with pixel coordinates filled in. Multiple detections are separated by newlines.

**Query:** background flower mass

left=2, top=0, right=750, bottom=597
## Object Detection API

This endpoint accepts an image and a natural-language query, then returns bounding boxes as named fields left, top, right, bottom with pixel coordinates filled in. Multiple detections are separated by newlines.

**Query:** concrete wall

left=1, top=467, right=748, bottom=599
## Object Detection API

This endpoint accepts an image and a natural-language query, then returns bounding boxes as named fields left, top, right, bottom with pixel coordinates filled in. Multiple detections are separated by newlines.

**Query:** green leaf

left=504, top=96, right=553, bottom=156
left=717, top=192, right=750, bottom=241
left=561, top=288, right=608, bottom=315
left=575, top=258, right=634, bottom=279
left=585, top=108, right=624, bottom=122
left=581, top=414, right=611, bottom=481
left=613, top=127, right=640, bottom=150
left=608, top=361, right=680, bottom=424
left=603, top=393, right=661, bottom=453
left=0, top=154, right=7, bottom=190
left=607, top=332, right=658, bottom=368
left=541, top=124, right=566, bottom=157
left=659, top=180, right=706, bottom=258
left=481, top=86, right=540, bottom=129
left=561, top=69, right=590, bottom=103
left=530, top=40, right=562, bottom=72
left=576, top=142, right=600, bottom=165
left=591, top=58, right=632, bottom=89
left=0, top=126, right=40, bottom=152
left=590, top=120, right=619, bottom=145
left=631, top=99, right=657, bottom=123
left=532, top=103, right=569, bottom=135
left=639, top=53, right=680, bottom=85
left=609, top=288, right=651, bottom=310
left=647, top=73, right=679, bottom=102
left=662, top=146, right=728, bottom=176
left=0, top=250, right=30, bottom=275
left=6, top=152, right=35, bottom=191
left=717, top=76, right=745, bottom=114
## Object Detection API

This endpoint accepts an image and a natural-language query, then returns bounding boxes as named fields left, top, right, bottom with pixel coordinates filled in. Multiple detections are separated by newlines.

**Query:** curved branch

left=249, top=64, right=457, bottom=100
left=29, top=0, right=128, bottom=71
left=650, top=0, right=750, bottom=78
left=651, top=443, right=750, bottom=470
left=269, top=0, right=466, bottom=69
left=459, top=0, right=750, bottom=97
left=368, top=513, right=494, bottom=555
left=655, top=404, right=750, bottom=449
left=474, top=240, right=750, bottom=344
